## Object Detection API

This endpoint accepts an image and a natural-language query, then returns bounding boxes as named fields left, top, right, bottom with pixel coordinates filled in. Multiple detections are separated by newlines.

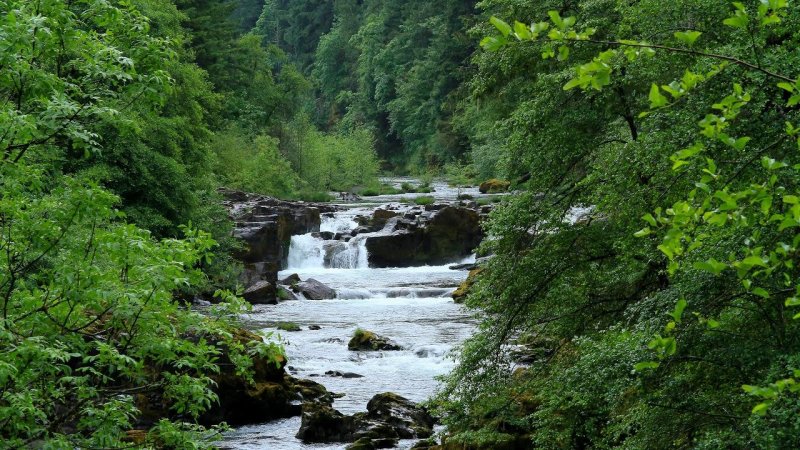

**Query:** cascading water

left=288, top=213, right=370, bottom=270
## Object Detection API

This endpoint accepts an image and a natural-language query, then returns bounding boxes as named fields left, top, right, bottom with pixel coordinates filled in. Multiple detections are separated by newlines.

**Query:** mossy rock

left=478, top=179, right=510, bottom=194
left=452, top=268, right=483, bottom=303
left=277, top=322, right=301, bottom=332
left=348, top=329, right=403, bottom=351
left=346, top=437, right=376, bottom=450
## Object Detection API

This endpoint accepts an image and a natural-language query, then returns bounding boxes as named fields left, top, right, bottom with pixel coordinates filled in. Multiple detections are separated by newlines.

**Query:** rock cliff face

left=365, top=206, right=483, bottom=268
left=222, top=189, right=335, bottom=301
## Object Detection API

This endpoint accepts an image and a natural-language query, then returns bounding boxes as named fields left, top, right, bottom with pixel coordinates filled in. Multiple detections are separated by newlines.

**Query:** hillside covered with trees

left=2, top=0, right=800, bottom=448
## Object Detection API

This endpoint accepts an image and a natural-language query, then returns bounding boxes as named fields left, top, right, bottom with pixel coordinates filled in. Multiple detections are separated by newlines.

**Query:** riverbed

left=222, top=179, right=488, bottom=449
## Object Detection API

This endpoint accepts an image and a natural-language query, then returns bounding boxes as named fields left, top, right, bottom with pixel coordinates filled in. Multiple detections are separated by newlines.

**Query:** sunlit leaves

left=723, top=2, right=750, bottom=28
left=674, top=30, right=702, bottom=46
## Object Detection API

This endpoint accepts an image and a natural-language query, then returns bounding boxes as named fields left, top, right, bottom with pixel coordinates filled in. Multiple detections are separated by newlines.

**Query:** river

left=222, top=179, right=488, bottom=449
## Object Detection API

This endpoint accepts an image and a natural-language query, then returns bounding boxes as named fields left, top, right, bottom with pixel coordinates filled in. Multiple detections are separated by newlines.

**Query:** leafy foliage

left=435, top=0, right=800, bottom=448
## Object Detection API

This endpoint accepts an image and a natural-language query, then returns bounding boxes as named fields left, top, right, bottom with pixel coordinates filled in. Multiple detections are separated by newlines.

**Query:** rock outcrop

left=134, top=328, right=335, bottom=428
left=366, top=206, right=483, bottom=267
left=222, top=189, right=335, bottom=303
left=297, top=392, right=435, bottom=445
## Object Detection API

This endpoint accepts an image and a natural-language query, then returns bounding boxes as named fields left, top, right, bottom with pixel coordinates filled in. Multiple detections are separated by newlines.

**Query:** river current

left=222, top=179, right=485, bottom=449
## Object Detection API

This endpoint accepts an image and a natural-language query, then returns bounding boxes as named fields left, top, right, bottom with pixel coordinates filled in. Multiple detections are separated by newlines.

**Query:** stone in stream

left=296, top=392, right=435, bottom=444
left=296, top=278, right=337, bottom=300
left=348, top=329, right=403, bottom=351
left=325, top=370, right=365, bottom=378
left=371, top=208, right=400, bottom=229
left=280, top=273, right=301, bottom=285
left=242, top=281, right=277, bottom=304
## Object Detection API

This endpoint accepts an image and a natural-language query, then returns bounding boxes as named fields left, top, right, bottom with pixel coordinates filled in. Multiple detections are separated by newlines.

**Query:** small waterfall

left=287, top=234, right=325, bottom=269
left=320, top=214, right=358, bottom=234
left=287, top=213, right=369, bottom=270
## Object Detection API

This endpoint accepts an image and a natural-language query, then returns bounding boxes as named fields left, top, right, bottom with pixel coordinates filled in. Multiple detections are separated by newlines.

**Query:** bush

left=298, top=127, right=380, bottom=192
left=213, top=128, right=299, bottom=198
left=414, top=196, right=436, bottom=206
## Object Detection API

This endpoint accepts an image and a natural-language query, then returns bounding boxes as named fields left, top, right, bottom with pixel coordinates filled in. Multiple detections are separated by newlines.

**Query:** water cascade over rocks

left=222, top=179, right=498, bottom=449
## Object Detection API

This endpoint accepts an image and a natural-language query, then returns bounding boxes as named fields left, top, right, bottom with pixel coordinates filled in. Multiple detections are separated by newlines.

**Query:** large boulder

left=348, top=329, right=403, bottom=351
left=297, top=392, right=435, bottom=445
left=363, top=392, right=436, bottom=439
left=242, top=281, right=277, bottom=305
left=296, top=402, right=357, bottom=443
left=371, top=208, right=400, bottom=230
left=478, top=179, right=510, bottom=194
left=296, top=278, right=337, bottom=300
left=366, top=206, right=483, bottom=267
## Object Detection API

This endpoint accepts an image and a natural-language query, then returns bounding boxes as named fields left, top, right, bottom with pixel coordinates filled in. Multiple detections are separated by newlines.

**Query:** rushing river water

left=222, top=179, right=487, bottom=449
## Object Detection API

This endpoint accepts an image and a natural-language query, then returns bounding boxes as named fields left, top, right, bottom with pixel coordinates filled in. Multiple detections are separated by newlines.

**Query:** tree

left=437, top=1, right=800, bottom=447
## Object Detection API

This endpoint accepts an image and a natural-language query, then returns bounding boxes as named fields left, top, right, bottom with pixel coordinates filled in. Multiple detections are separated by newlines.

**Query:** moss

left=478, top=179, right=510, bottom=194
left=452, top=269, right=484, bottom=303
left=276, top=322, right=301, bottom=332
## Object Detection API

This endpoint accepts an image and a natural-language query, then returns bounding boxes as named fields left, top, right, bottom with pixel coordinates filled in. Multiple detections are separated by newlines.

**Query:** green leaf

left=557, top=45, right=570, bottom=61
left=649, top=84, right=668, bottom=108
left=752, top=402, right=769, bottom=415
left=480, top=36, right=506, bottom=52
left=547, top=10, right=564, bottom=29
left=674, top=31, right=702, bottom=45
left=513, top=21, right=532, bottom=40
left=634, top=361, right=660, bottom=371
left=670, top=298, right=688, bottom=323
left=752, top=287, right=770, bottom=298
left=693, top=259, right=727, bottom=275
left=490, top=17, right=512, bottom=37
left=634, top=227, right=652, bottom=237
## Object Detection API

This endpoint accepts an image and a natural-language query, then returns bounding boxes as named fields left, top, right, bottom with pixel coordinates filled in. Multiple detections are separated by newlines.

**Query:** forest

left=2, top=0, right=800, bottom=448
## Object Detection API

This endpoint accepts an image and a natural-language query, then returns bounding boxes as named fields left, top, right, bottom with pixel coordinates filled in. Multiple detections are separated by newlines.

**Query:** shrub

left=414, top=196, right=436, bottom=206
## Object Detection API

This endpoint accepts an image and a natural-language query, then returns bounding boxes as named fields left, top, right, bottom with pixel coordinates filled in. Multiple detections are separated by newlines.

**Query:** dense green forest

left=2, top=0, right=800, bottom=448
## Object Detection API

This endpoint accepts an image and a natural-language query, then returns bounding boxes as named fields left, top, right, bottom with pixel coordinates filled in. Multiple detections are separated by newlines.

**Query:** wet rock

left=313, top=231, right=335, bottom=240
left=281, top=273, right=301, bottom=285
left=363, top=392, right=436, bottom=439
left=352, top=226, right=372, bottom=236
left=276, top=322, right=301, bottom=332
left=449, top=262, right=477, bottom=271
left=309, top=325, right=322, bottom=330
left=222, top=190, right=336, bottom=303
left=297, top=392, right=434, bottom=445
left=478, top=179, right=510, bottom=194
left=348, top=329, right=403, bottom=351
left=452, top=269, right=483, bottom=304
left=296, top=402, right=357, bottom=443
left=242, top=281, right=277, bottom=305
left=297, top=278, right=337, bottom=300
left=371, top=209, right=400, bottom=229
left=346, top=437, right=376, bottom=450
left=277, top=285, right=299, bottom=301
left=325, top=370, right=365, bottom=378
left=366, top=206, right=483, bottom=268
